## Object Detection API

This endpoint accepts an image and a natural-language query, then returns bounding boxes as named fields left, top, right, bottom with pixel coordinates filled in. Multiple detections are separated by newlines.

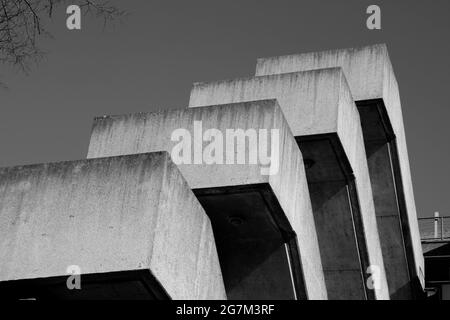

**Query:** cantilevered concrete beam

left=189, top=68, right=389, bottom=300
left=255, top=44, right=424, bottom=299
left=0, top=152, right=225, bottom=300
left=87, top=100, right=327, bottom=300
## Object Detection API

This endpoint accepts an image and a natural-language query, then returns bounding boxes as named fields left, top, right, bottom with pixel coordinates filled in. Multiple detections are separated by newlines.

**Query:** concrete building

left=0, top=44, right=425, bottom=300
left=189, top=68, right=389, bottom=300
left=87, top=100, right=327, bottom=300
left=255, top=44, right=424, bottom=299
left=0, top=152, right=226, bottom=300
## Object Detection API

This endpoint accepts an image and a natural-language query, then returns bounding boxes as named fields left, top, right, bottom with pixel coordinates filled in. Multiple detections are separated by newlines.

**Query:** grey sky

left=1, top=0, right=449, bottom=218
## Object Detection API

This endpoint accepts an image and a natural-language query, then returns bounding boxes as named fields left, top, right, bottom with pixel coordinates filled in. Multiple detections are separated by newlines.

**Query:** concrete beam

left=189, top=68, right=389, bottom=300
left=87, top=100, right=327, bottom=300
left=255, top=44, right=424, bottom=299
left=0, top=152, right=225, bottom=300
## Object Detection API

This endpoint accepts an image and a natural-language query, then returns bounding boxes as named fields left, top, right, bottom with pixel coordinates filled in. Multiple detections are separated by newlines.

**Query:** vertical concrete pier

left=188, top=68, right=389, bottom=300
left=255, top=44, right=424, bottom=299
left=87, top=100, right=327, bottom=300
left=0, top=152, right=225, bottom=300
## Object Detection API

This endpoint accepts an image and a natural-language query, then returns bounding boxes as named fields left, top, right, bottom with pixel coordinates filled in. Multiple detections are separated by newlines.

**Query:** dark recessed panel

left=0, top=270, right=170, bottom=300
left=194, top=184, right=300, bottom=300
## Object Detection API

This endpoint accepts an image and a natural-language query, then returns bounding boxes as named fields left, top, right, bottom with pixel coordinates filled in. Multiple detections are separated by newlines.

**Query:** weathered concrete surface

left=0, top=152, right=225, bottom=300
left=365, top=141, right=412, bottom=299
left=255, top=44, right=424, bottom=298
left=87, top=100, right=327, bottom=300
left=188, top=68, right=389, bottom=300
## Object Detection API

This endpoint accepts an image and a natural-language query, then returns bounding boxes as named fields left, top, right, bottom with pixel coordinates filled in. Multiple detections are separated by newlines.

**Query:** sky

left=1, top=0, right=449, bottom=218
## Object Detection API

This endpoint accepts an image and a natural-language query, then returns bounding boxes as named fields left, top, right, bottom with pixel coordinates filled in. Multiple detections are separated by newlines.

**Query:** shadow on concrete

left=0, top=269, right=170, bottom=300
left=194, top=184, right=301, bottom=300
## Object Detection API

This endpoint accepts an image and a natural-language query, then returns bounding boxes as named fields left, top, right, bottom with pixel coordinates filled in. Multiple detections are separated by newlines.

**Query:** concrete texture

left=255, top=44, right=424, bottom=298
left=188, top=68, right=389, bottom=300
left=0, top=152, right=225, bottom=300
left=365, top=140, right=412, bottom=299
left=87, top=100, right=327, bottom=300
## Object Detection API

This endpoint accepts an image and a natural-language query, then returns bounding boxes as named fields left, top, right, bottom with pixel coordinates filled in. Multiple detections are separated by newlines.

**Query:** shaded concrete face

left=365, top=136, right=412, bottom=299
left=255, top=44, right=424, bottom=297
left=188, top=69, right=389, bottom=299
left=0, top=152, right=225, bottom=300
left=87, top=100, right=327, bottom=300
left=299, top=136, right=366, bottom=299
left=194, top=185, right=296, bottom=300
left=0, top=270, right=170, bottom=300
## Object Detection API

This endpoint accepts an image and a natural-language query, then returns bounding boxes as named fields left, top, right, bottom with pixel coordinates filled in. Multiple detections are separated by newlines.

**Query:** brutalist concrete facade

left=189, top=68, right=389, bottom=300
left=0, top=152, right=226, bottom=300
left=87, top=100, right=327, bottom=300
left=255, top=44, right=424, bottom=299
left=0, top=44, right=424, bottom=300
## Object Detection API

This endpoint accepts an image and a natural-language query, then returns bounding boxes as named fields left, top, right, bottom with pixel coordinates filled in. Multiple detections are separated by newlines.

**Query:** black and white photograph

left=0, top=0, right=449, bottom=313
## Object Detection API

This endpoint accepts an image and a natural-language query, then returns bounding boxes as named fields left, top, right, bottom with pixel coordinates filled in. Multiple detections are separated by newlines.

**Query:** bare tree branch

left=0, top=0, right=126, bottom=83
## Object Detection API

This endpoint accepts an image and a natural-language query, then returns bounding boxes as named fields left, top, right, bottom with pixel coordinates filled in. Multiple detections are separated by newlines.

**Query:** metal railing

left=419, top=215, right=450, bottom=241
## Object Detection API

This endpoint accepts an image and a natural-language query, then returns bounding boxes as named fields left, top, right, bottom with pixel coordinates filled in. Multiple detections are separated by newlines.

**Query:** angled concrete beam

left=189, top=68, right=389, bottom=300
left=87, top=100, right=327, bottom=300
left=256, top=44, right=424, bottom=299
left=0, top=152, right=225, bottom=300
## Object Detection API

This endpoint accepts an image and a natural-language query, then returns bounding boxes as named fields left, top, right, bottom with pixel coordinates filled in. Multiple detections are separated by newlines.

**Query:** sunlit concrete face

left=188, top=68, right=389, bottom=300
left=0, top=152, right=225, bottom=300
left=87, top=100, right=327, bottom=300
left=255, top=44, right=424, bottom=299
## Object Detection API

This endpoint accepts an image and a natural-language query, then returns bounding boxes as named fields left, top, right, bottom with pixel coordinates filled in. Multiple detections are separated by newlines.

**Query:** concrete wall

left=256, top=44, right=424, bottom=294
left=0, top=152, right=226, bottom=300
left=188, top=69, right=389, bottom=299
left=87, top=100, right=327, bottom=300
left=255, top=44, right=424, bottom=293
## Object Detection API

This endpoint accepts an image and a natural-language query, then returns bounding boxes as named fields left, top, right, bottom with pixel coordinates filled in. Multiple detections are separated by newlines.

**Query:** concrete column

left=255, top=44, right=424, bottom=299
left=87, top=100, right=327, bottom=300
left=188, top=68, right=389, bottom=300
left=0, top=152, right=225, bottom=300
